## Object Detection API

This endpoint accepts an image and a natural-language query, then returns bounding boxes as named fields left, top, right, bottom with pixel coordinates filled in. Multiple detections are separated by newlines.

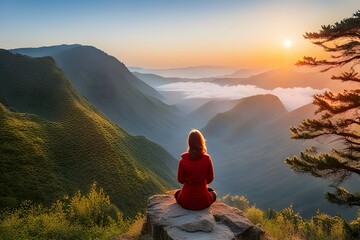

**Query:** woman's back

left=175, top=129, right=217, bottom=210
left=175, top=152, right=215, bottom=210
left=178, top=152, right=213, bottom=185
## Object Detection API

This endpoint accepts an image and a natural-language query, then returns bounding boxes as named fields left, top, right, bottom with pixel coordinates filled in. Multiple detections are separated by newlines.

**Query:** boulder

left=141, top=193, right=265, bottom=240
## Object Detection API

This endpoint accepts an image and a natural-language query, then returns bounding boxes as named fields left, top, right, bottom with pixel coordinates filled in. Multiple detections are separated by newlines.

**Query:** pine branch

left=310, top=90, right=360, bottom=117
left=304, top=11, right=360, bottom=44
left=305, top=31, right=360, bottom=43
left=311, top=40, right=360, bottom=60
left=285, top=151, right=358, bottom=185
left=342, top=137, right=360, bottom=147
left=297, top=55, right=360, bottom=69
left=335, top=41, right=360, bottom=52
left=333, top=149, right=360, bottom=162
left=290, top=118, right=360, bottom=145
left=348, top=145, right=360, bottom=153
left=325, top=187, right=360, bottom=207
left=331, top=71, right=360, bottom=83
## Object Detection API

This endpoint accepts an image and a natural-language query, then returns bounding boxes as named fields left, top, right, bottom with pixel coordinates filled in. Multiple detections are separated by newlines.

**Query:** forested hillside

left=0, top=50, right=178, bottom=217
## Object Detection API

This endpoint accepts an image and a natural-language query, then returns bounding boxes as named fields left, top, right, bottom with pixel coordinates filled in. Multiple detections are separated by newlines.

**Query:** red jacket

left=175, top=152, right=214, bottom=210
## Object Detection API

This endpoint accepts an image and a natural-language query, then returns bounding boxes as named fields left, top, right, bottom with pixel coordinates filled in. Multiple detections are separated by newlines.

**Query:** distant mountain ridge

left=12, top=45, right=180, bottom=151
left=213, top=68, right=352, bottom=92
left=11, top=44, right=80, bottom=57
left=219, top=68, right=266, bottom=78
left=133, top=72, right=194, bottom=87
left=129, top=65, right=238, bottom=78
left=0, top=50, right=178, bottom=217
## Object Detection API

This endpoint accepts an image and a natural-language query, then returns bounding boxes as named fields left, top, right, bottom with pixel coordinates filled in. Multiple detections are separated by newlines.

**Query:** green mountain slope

left=11, top=45, right=180, bottom=152
left=0, top=50, right=178, bottom=217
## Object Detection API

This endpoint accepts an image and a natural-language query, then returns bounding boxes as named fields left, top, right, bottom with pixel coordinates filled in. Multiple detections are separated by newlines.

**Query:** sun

left=284, top=39, right=292, bottom=48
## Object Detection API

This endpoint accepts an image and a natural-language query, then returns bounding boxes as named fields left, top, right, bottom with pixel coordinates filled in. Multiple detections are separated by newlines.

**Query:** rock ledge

left=141, top=193, right=265, bottom=240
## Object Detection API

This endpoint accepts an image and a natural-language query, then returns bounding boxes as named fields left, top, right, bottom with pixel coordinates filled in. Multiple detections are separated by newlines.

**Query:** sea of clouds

left=157, top=82, right=328, bottom=111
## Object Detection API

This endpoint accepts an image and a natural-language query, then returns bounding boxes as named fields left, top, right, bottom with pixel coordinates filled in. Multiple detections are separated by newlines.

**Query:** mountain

left=187, top=99, right=242, bottom=129
left=203, top=94, right=288, bottom=142
left=133, top=72, right=176, bottom=87
left=129, top=66, right=238, bottom=78
left=0, top=50, right=178, bottom=217
left=12, top=44, right=162, bottom=100
left=133, top=72, right=202, bottom=88
left=219, top=68, right=266, bottom=78
left=11, top=45, right=178, bottom=148
left=202, top=96, right=357, bottom=219
left=213, top=68, right=353, bottom=92
left=9, top=44, right=81, bottom=58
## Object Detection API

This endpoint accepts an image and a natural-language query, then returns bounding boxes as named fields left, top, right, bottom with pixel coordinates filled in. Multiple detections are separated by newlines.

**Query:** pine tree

left=285, top=10, right=360, bottom=207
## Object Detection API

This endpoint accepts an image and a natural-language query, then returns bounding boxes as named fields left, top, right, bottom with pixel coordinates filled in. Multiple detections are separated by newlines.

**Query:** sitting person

left=174, top=129, right=217, bottom=210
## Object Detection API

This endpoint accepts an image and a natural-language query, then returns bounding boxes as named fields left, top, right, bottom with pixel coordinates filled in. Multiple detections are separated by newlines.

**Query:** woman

left=174, top=129, right=217, bottom=210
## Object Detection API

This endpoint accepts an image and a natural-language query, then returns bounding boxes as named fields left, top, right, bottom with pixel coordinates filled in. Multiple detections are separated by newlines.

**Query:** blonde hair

left=187, top=129, right=207, bottom=159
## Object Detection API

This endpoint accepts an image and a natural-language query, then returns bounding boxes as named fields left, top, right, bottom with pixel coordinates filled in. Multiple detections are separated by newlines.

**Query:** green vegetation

left=119, top=214, right=145, bottom=240
left=0, top=183, right=132, bottom=240
left=222, top=194, right=360, bottom=240
left=12, top=45, right=180, bottom=153
left=0, top=50, right=178, bottom=217
left=286, top=10, right=360, bottom=207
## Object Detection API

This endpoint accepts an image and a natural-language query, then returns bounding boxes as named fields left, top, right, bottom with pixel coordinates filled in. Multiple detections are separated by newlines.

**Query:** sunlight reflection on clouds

left=157, top=82, right=327, bottom=111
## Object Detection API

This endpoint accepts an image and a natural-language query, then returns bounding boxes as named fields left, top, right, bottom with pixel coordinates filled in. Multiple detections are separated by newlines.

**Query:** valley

left=2, top=45, right=358, bottom=220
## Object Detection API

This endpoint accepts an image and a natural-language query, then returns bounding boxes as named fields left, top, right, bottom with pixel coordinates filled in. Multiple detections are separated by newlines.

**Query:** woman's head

left=187, top=129, right=207, bottom=159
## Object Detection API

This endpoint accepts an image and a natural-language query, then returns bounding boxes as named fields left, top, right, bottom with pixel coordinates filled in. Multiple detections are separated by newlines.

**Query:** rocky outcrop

left=141, top=193, right=265, bottom=240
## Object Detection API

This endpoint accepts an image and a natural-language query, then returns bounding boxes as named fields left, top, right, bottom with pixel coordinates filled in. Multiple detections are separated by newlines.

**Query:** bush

left=305, top=212, right=347, bottom=240
left=244, top=205, right=264, bottom=225
left=263, top=214, right=303, bottom=240
left=0, top=183, right=130, bottom=240
left=222, top=194, right=359, bottom=240
left=120, top=213, right=145, bottom=239
left=349, top=213, right=360, bottom=239
left=221, top=193, right=249, bottom=211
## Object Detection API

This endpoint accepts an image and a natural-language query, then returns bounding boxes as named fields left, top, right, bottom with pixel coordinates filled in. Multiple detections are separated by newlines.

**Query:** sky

left=1, top=0, right=359, bottom=68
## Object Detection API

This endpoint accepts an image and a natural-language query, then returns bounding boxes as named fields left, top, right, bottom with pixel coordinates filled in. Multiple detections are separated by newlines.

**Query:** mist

left=157, top=82, right=327, bottom=111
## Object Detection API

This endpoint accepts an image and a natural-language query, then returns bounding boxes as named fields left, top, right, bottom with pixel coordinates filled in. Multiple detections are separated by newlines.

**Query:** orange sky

left=1, top=0, right=359, bottom=68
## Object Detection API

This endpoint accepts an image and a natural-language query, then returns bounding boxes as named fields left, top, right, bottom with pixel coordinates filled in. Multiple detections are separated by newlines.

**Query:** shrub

left=222, top=194, right=358, bottom=240
left=120, top=213, right=145, bottom=239
left=244, top=205, right=264, bottom=225
left=0, top=183, right=130, bottom=240
left=348, top=212, right=360, bottom=239
left=221, top=193, right=249, bottom=211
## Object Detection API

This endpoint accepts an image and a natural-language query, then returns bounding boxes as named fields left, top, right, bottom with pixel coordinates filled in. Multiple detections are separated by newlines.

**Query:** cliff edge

left=141, top=192, right=265, bottom=240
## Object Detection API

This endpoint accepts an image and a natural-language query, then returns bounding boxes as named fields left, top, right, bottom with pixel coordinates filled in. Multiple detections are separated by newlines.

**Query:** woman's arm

left=206, top=158, right=214, bottom=184
left=177, top=160, right=185, bottom=184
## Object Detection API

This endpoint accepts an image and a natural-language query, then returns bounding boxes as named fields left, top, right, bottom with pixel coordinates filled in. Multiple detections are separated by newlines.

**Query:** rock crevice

left=141, top=193, right=265, bottom=240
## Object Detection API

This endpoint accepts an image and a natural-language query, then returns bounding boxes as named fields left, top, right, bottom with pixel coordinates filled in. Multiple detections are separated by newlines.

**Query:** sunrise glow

left=284, top=39, right=292, bottom=48
left=0, top=1, right=358, bottom=68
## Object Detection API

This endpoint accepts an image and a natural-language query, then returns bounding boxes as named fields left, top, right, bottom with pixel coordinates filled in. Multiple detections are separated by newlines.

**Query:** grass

left=222, top=194, right=360, bottom=240
left=119, top=214, right=145, bottom=240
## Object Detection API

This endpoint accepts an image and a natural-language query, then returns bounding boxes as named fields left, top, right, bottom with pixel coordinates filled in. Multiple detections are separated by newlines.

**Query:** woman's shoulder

left=202, top=153, right=212, bottom=161
left=180, top=152, right=212, bottom=162
left=180, top=152, right=191, bottom=160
